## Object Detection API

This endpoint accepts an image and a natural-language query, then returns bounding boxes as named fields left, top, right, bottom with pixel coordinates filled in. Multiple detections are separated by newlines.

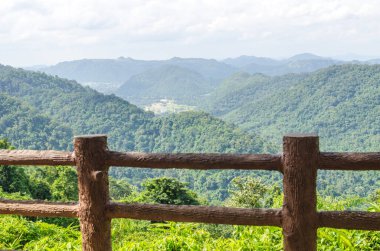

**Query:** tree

left=0, top=139, right=31, bottom=195
left=138, top=177, right=200, bottom=205
left=29, top=179, right=52, bottom=200
left=226, top=177, right=281, bottom=208
left=109, top=178, right=134, bottom=201
left=51, top=167, right=78, bottom=202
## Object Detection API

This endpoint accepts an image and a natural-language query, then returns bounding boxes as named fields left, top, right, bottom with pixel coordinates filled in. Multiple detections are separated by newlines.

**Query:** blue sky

left=1, top=0, right=380, bottom=66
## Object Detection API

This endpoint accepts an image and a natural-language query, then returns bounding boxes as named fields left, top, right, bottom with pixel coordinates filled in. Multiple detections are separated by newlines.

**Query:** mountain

left=223, top=56, right=279, bottom=68
left=1, top=63, right=378, bottom=200
left=34, top=57, right=236, bottom=93
left=0, top=64, right=269, bottom=154
left=204, top=72, right=306, bottom=116
left=0, top=63, right=277, bottom=202
left=165, top=57, right=236, bottom=84
left=224, top=53, right=342, bottom=76
left=367, top=59, right=380, bottom=64
left=286, top=53, right=329, bottom=61
left=207, top=64, right=380, bottom=152
left=117, top=65, right=212, bottom=106
left=34, top=57, right=156, bottom=85
left=33, top=54, right=346, bottom=106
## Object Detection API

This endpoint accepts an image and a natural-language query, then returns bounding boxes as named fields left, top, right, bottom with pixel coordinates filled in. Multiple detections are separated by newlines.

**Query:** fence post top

left=283, top=133, right=318, bottom=138
left=74, top=134, right=108, bottom=139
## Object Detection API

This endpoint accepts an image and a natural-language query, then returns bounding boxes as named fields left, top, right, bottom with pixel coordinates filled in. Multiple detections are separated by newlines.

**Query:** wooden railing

left=0, top=134, right=379, bottom=251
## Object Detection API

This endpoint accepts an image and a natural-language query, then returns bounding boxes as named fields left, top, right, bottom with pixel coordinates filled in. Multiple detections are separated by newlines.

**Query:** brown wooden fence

left=0, top=134, right=379, bottom=251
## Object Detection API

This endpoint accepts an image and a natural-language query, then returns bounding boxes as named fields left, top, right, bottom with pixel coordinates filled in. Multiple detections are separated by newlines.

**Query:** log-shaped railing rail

left=1, top=150, right=379, bottom=170
left=0, top=134, right=379, bottom=251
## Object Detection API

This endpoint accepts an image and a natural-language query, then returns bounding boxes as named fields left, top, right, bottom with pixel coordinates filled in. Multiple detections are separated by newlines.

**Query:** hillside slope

left=0, top=94, right=72, bottom=150
left=0, top=64, right=270, bottom=154
left=117, top=65, right=210, bottom=106
left=209, top=65, right=380, bottom=151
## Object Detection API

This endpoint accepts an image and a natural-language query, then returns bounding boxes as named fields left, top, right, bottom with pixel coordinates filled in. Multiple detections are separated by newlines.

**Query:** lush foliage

left=135, top=177, right=200, bottom=205
left=207, top=65, right=380, bottom=152
left=0, top=64, right=269, bottom=154
left=0, top=180, right=379, bottom=250
left=226, top=177, right=281, bottom=208
left=0, top=94, right=73, bottom=150
left=0, top=63, right=379, bottom=249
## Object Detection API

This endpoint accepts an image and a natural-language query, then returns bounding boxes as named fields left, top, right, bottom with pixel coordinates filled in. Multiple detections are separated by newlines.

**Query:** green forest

left=205, top=65, right=380, bottom=152
left=0, top=63, right=379, bottom=249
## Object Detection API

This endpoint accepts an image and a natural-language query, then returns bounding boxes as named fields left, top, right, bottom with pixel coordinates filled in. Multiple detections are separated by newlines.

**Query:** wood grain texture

left=107, top=151, right=282, bottom=171
left=107, top=203, right=282, bottom=226
left=0, top=150, right=74, bottom=165
left=320, top=152, right=380, bottom=170
left=0, top=199, right=77, bottom=217
left=318, top=211, right=380, bottom=230
left=74, top=135, right=111, bottom=251
left=282, top=134, right=319, bottom=251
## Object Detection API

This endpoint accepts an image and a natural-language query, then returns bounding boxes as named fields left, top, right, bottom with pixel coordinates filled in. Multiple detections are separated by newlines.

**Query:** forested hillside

left=0, top=64, right=276, bottom=201
left=0, top=64, right=268, bottom=154
left=207, top=64, right=380, bottom=152
left=0, top=94, right=73, bottom=150
left=117, top=65, right=211, bottom=106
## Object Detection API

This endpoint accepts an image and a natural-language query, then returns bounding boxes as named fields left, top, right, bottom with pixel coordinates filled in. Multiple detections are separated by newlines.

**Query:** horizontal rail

left=1, top=199, right=379, bottom=231
left=318, top=211, right=380, bottom=231
left=0, top=150, right=74, bottom=166
left=107, top=203, right=282, bottom=226
left=0, top=150, right=379, bottom=171
left=0, top=199, right=78, bottom=218
left=106, top=151, right=282, bottom=171
left=320, top=152, right=380, bottom=170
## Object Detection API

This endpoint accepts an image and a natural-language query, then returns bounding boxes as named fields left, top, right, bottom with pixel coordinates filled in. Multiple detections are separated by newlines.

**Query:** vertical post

left=74, top=135, right=112, bottom=251
left=282, top=134, right=319, bottom=251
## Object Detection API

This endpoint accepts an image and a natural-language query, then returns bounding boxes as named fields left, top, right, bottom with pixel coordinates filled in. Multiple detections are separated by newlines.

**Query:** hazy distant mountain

left=117, top=65, right=211, bottom=106
left=36, top=57, right=235, bottom=86
left=367, top=58, right=380, bottom=64
left=223, top=53, right=342, bottom=76
left=286, top=53, right=329, bottom=61
left=223, top=56, right=280, bottom=68
left=35, top=57, right=159, bottom=85
left=165, top=57, right=235, bottom=85
left=29, top=54, right=380, bottom=108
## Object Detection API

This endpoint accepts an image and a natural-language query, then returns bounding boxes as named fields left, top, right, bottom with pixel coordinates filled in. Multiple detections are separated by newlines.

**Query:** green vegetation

left=135, top=177, right=200, bottom=205
left=226, top=177, right=281, bottom=208
left=0, top=64, right=267, bottom=154
left=0, top=62, right=379, bottom=249
left=117, top=65, right=210, bottom=106
left=0, top=140, right=378, bottom=249
left=207, top=65, right=380, bottom=152
left=0, top=94, right=73, bottom=150
left=0, top=173, right=379, bottom=250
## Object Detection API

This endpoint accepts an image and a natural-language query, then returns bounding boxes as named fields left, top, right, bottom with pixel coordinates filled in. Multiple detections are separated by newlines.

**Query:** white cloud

left=1, top=0, right=380, bottom=65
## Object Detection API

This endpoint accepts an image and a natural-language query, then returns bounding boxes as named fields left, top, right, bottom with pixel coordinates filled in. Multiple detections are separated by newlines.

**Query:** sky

left=1, top=0, right=380, bottom=66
